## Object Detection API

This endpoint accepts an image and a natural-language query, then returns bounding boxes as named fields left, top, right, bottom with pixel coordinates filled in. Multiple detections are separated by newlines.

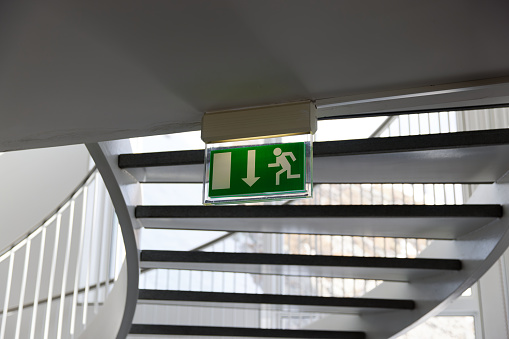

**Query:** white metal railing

left=0, top=169, right=125, bottom=339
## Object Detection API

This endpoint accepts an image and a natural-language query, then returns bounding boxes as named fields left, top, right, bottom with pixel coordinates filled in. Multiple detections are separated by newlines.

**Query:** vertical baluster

left=449, top=111, right=456, bottom=133
left=412, top=183, right=416, bottom=204
left=390, top=184, right=395, bottom=204
left=0, top=252, right=15, bottom=339
left=29, top=227, right=47, bottom=339
left=110, top=218, right=118, bottom=284
left=394, top=235, right=398, bottom=258
left=484, top=109, right=490, bottom=129
left=380, top=184, right=385, bottom=205
left=43, top=213, right=62, bottom=339
left=57, top=200, right=75, bottom=339
left=114, top=220, right=122, bottom=281
left=330, top=234, right=334, bottom=257
left=14, top=240, right=31, bottom=339
left=232, top=239, right=237, bottom=293
left=83, top=174, right=100, bottom=325
left=475, top=110, right=482, bottom=130
left=70, top=185, right=88, bottom=338
left=445, top=112, right=451, bottom=132
left=294, top=233, right=302, bottom=295
left=94, top=180, right=107, bottom=314
left=104, top=206, right=115, bottom=295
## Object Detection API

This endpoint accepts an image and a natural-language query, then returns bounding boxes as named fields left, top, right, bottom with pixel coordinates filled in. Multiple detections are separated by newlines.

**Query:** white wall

left=0, top=144, right=90, bottom=253
left=476, top=250, right=509, bottom=338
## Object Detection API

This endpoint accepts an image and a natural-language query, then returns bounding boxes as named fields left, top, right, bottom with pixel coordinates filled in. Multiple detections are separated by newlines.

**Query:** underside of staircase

left=89, top=127, right=509, bottom=339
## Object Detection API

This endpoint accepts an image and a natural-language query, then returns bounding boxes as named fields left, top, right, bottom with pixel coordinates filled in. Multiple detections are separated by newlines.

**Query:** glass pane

left=396, top=316, right=475, bottom=339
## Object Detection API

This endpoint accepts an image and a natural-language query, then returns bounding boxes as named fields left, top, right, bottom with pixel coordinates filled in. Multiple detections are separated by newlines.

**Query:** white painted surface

left=0, top=1, right=508, bottom=151
left=78, top=263, right=127, bottom=339
left=0, top=145, right=90, bottom=253
left=477, top=250, right=509, bottom=338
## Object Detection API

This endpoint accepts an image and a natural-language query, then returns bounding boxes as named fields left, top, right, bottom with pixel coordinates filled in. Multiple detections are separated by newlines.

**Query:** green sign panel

left=209, top=142, right=306, bottom=199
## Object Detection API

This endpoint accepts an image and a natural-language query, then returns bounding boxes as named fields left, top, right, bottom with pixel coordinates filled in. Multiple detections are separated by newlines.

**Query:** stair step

left=129, top=324, right=366, bottom=338
left=140, top=250, right=461, bottom=281
left=119, top=129, right=509, bottom=183
left=136, top=204, right=502, bottom=239
left=138, top=289, right=415, bottom=311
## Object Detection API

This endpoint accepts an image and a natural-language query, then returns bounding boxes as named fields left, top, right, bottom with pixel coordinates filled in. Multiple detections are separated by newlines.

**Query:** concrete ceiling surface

left=0, top=0, right=508, bottom=151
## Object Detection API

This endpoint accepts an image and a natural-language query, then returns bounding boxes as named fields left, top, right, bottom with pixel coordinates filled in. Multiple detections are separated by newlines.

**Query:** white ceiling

left=1, top=0, right=508, bottom=151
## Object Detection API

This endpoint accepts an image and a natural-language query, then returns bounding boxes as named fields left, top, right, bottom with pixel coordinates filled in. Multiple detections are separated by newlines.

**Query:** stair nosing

left=119, top=128, right=509, bottom=168
left=140, top=250, right=462, bottom=270
left=137, top=289, right=415, bottom=310
left=129, top=324, right=366, bottom=338
left=135, top=204, right=503, bottom=219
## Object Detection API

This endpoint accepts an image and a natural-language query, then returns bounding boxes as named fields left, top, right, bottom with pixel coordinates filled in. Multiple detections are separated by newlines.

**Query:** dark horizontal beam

left=119, top=149, right=203, bottom=168
left=130, top=324, right=366, bottom=338
left=138, top=289, right=415, bottom=310
left=119, top=128, right=509, bottom=168
left=318, top=103, right=509, bottom=121
left=136, top=204, right=503, bottom=219
left=140, top=250, right=462, bottom=271
left=313, top=128, right=509, bottom=157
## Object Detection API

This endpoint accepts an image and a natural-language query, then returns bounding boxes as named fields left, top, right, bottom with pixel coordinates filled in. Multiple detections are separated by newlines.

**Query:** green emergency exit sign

left=208, top=142, right=307, bottom=200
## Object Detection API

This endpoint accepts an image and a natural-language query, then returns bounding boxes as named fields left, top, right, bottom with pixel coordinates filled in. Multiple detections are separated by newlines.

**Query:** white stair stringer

left=305, top=182, right=509, bottom=338
left=86, top=141, right=141, bottom=339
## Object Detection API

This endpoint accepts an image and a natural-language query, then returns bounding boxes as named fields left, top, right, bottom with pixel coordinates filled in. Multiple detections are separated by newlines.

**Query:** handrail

left=0, top=167, right=97, bottom=258
left=1, top=278, right=115, bottom=316
left=0, top=167, right=124, bottom=339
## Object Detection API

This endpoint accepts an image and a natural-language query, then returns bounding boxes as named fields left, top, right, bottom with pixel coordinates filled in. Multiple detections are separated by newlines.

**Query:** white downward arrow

left=242, top=150, right=260, bottom=187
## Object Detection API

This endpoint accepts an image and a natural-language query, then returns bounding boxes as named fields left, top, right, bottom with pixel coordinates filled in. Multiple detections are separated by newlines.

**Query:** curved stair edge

left=86, top=141, right=141, bottom=339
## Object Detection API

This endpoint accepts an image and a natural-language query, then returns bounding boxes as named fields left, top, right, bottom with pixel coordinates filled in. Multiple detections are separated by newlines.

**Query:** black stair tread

left=119, top=128, right=509, bottom=183
left=140, top=250, right=461, bottom=270
left=136, top=204, right=502, bottom=218
left=138, top=289, right=415, bottom=310
left=129, top=324, right=366, bottom=338
left=140, top=250, right=461, bottom=281
left=136, top=204, right=501, bottom=239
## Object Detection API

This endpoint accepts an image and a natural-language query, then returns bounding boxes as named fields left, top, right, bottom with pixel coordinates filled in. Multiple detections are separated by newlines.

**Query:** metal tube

left=29, top=227, right=47, bottom=339
left=110, top=217, right=118, bottom=283
left=94, top=181, right=107, bottom=314
left=57, top=200, right=75, bottom=339
left=104, top=202, right=114, bottom=295
left=113, top=220, right=121, bottom=281
left=70, top=185, right=88, bottom=337
left=43, top=213, right=62, bottom=339
left=83, top=174, right=100, bottom=325
left=14, top=240, right=31, bottom=339
left=0, top=253, right=15, bottom=339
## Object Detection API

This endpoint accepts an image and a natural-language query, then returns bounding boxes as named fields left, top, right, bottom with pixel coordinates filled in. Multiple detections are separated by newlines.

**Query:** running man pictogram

left=268, top=147, right=301, bottom=185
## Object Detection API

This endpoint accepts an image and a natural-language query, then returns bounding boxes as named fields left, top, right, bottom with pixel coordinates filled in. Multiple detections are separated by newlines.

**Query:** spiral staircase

left=0, top=1, right=508, bottom=337
left=1, top=112, right=509, bottom=338
left=84, top=119, right=509, bottom=339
